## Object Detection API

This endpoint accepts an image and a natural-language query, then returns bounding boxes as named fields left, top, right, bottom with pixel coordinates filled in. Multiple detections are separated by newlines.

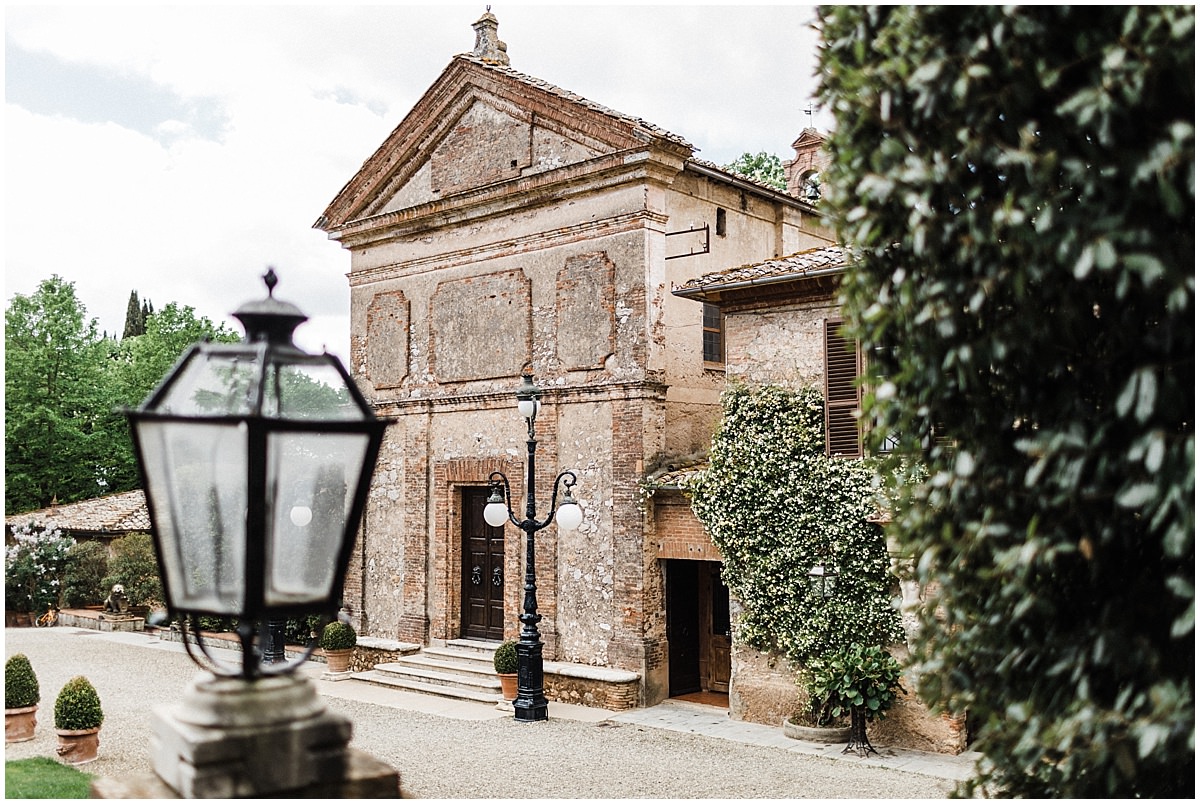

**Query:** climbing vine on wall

left=684, top=384, right=902, bottom=666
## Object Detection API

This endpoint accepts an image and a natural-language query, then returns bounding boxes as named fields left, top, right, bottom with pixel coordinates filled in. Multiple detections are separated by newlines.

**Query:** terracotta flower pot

left=324, top=648, right=354, bottom=674
left=55, top=727, right=101, bottom=765
left=498, top=673, right=518, bottom=701
left=5, top=705, right=38, bottom=742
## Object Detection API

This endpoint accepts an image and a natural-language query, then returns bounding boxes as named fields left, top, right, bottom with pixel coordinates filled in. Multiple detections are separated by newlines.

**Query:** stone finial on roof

left=472, top=7, right=510, bottom=65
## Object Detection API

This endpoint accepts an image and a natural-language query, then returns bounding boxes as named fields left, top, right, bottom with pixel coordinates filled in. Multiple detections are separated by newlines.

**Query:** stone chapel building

left=314, top=11, right=837, bottom=710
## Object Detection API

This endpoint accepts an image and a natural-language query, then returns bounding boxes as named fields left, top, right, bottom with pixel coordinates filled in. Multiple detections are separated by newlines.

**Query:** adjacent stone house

left=670, top=241, right=967, bottom=753
left=314, top=12, right=835, bottom=708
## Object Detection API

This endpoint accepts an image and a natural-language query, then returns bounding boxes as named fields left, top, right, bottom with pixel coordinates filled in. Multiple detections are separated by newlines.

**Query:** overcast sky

left=4, top=2, right=834, bottom=362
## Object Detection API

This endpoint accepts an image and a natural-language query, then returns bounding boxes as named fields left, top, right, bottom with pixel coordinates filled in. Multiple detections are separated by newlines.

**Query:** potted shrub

left=319, top=621, right=357, bottom=674
left=782, top=666, right=851, bottom=743
left=493, top=640, right=518, bottom=701
left=53, top=675, right=103, bottom=765
left=807, top=643, right=903, bottom=757
left=5, top=654, right=41, bottom=742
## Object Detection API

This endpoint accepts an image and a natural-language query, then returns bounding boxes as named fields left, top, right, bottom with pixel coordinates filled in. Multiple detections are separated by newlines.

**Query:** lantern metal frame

left=807, top=561, right=839, bottom=599
left=484, top=370, right=581, bottom=722
left=126, top=270, right=386, bottom=680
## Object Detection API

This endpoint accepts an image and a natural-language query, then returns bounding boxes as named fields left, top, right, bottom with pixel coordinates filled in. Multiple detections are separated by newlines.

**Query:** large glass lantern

left=125, top=269, right=386, bottom=678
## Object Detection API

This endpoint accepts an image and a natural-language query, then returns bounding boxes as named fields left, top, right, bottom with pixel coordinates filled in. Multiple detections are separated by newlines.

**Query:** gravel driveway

left=4, top=627, right=956, bottom=798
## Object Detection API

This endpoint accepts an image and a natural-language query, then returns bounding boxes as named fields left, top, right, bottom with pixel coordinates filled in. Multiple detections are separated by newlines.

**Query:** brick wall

left=652, top=491, right=721, bottom=561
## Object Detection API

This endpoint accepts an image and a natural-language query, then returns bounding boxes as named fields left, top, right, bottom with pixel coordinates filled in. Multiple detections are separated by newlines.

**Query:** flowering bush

left=685, top=384, right=904, bottom=716
left=4, top=523, right=74, bottom=613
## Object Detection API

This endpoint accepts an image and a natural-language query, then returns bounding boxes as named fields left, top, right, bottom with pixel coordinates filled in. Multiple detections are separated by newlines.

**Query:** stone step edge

left=389, top=655, right=496, bottom=677
left=371, top=662, right=500, bottom=691
left=353, top=671, right=500, bottom=704
left=428, top=644, right=640, bottom=684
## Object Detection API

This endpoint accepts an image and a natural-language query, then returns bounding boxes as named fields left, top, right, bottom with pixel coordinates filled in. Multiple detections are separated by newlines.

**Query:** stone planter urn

left=783, top=715, right=852, bottom=744
left=55, top=727, right=101, bottom=765
left=6, top=705, right=38, bottom=743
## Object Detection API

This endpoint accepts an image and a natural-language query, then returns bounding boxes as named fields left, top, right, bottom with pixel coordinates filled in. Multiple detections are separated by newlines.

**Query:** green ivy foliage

left=685, top=384, right=901, bottom=668
left=817, top=6, right=1194, bottom=797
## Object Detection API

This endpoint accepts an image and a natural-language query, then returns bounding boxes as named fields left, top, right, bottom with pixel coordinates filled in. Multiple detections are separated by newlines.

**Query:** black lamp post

left=483, top=370, right=582, bottom=722
left=125, top=268, right=386, bottom=677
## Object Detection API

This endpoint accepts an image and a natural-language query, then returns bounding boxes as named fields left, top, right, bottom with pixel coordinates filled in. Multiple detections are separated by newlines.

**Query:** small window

left=715, top=208, right=727, bottom=237
left=703, top=303, right=724, bottom=365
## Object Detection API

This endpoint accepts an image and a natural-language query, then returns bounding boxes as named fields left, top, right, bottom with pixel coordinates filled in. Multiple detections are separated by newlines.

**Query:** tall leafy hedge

left=685, top=384, right=901, bottom=667
left=817, top=6, right=1194, bottom=797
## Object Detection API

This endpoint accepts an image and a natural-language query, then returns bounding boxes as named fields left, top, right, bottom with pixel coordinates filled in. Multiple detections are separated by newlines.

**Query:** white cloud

left=5, top=3, right=833, bottom=364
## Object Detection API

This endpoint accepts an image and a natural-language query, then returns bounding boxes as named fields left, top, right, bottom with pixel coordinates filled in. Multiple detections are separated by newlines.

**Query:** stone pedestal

left=148, top=671, right=386, bottom=798
left=91, top=748, right=400, bottom=798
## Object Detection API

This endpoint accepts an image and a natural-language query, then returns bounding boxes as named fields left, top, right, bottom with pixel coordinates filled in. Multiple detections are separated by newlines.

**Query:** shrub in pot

left=53, top=675, right=103, bottom=765
left=807, top=643, right=902, bottom=756
left=5, top=653, right=40, bottom=742
left=493, top=640, right=519, bottom=701
left=319, top=621, right=357, bottom=673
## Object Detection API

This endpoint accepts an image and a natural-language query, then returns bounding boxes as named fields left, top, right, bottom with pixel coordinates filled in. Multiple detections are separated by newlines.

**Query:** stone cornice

left=368, top=379, right=669, bottom=419
left=327, top=147, right=683, bottom=251
left=346, top=209, right=668, bottom=287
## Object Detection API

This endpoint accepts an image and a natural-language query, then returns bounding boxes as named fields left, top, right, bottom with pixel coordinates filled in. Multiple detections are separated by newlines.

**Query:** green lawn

left=5, top=758, right=92, bottom=799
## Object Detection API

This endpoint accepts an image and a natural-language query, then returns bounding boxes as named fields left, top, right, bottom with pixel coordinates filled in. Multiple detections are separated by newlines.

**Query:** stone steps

left=353, top=639, right=503, bottom=705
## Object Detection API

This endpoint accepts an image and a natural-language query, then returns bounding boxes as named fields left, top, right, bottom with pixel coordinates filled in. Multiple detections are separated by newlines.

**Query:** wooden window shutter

left=824, top=319, right=863, bottom=458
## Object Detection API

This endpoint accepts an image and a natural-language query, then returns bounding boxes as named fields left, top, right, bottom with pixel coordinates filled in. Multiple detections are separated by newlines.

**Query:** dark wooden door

left=706, top=563, right=732, bottom=693
left=461, top=487, right=506, bottom=640
left=666, top=560, right=701, bottom=695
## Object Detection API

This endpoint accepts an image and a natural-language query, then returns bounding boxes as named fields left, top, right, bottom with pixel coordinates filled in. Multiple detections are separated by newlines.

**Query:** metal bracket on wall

left=665, top=224, right=710, bottom=260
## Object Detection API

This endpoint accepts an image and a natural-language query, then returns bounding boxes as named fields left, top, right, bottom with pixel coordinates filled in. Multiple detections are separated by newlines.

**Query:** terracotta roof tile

left=5, top=490, right=149, bottom=536
left=646, top=461, right=709, bottom=490
left=674, top=244, right=848, bottom=296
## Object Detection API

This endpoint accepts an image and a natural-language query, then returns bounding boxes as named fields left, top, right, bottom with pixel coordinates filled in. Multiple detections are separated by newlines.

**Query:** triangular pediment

left=317, top=55, right=693, bottom=231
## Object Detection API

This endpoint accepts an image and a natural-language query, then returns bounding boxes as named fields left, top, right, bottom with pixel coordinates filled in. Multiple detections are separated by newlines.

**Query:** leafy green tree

left=101, top=302, right=241, bottom=492
left=723, top=151, right=787, bottom=190
left=5, top=277, right=112, bottom=512
left=122, top=290, right=147, bottom=339
left=817, top=5, right=1194, bottom=797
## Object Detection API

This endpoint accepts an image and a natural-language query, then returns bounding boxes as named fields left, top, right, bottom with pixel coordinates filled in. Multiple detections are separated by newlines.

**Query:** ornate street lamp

left=483, top=370, right=582, bottom=722
left=123, top=270, right=389, bottom=797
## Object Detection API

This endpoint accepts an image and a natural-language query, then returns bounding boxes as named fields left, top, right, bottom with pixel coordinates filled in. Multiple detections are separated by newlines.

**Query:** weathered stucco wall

left=555, top=399, right=616, bottom=665
left=725, top=299, right=835, bottom=390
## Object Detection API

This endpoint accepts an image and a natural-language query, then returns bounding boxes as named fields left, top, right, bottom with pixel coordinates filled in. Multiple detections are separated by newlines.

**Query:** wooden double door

left=461, top=487, right=506, bottom=641
left=666, top=559, right=732, bottom=697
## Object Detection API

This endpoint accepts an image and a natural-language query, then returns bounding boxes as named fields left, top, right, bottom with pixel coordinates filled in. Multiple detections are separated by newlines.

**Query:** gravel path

left=4, top=627, right=955, bottom=798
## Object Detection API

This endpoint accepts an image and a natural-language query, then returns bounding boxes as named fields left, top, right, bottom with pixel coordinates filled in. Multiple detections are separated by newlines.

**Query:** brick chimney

left=472, top=8, right=510, bottom=65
